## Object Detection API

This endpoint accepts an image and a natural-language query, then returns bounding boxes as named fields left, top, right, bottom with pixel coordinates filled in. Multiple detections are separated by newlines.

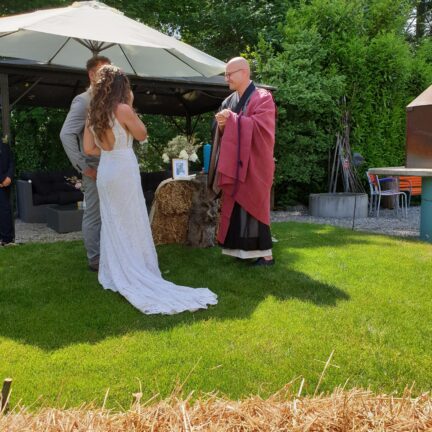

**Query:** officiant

left=208, top=57, right=276, bottom=266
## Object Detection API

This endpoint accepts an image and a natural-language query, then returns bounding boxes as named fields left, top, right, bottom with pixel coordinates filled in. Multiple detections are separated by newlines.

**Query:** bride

left=83, top=65, right=217, bottom=315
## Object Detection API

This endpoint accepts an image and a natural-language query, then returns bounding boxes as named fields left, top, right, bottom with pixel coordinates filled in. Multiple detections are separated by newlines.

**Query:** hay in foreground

left=2, top=386, right=432, bottom=431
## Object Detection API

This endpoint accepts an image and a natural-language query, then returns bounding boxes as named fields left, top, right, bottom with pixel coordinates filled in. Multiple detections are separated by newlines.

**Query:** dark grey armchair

left=16, top=179, right=55, bottom=223
left=16, top=170, right=83, bottom=223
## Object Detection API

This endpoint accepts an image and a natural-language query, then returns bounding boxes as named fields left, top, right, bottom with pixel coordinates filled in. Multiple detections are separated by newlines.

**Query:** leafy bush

left=11, top=107, right=70, bottom=175
left=9, top=109, right=213, bottom=176
left=252, top=0, right=432, bottom=205
left=138, top=113, right=214, bottom=173
left=253, top=28, right=345, bottom=204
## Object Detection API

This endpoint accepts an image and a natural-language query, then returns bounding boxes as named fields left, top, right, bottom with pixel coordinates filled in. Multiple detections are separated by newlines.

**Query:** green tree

left=11, top=107, right=70, bottom=174
left=252, top=0, right=430, bottom=204
left=0, top=1, right=68, bottom=16
left=254, top=28, right=345, bottom=204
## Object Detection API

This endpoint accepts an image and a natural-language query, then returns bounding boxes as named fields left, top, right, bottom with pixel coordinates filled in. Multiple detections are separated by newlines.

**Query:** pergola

left=0, top=58, right=232, bottom=143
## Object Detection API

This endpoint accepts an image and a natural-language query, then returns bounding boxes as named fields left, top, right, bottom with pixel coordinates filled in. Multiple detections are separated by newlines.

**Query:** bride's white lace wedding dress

left=95, top=117, right=218, bottom=314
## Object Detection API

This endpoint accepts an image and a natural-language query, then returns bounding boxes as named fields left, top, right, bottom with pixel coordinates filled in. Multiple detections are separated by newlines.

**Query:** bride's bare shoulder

left=115, top=103, right=134, bottom=120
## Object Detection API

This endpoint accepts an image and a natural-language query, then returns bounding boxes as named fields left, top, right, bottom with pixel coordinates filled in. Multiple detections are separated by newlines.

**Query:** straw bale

left=157, top=181, right=195, bottom=215
left=152, top=213, right=190, bottom=245
left=2, top=387, right=432, bottom=431
left=151, top=181, right=196, bottom=245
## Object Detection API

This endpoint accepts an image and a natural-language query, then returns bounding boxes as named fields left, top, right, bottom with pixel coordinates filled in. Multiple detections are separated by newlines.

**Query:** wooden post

left=1, top=378, right=12, bottom=412
left=186, top=114, right=192, bottom=139
left=0, top=73, right=11, bottom=144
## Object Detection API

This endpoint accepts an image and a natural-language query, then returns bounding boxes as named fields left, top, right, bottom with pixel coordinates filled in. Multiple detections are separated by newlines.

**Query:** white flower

left=189, top=152, right=199, bottom=162
left=162, top=134, right=202, bottom=161
left=179, top=149, right=189, bottom=160
left=162, top=153, right=170, bottom=163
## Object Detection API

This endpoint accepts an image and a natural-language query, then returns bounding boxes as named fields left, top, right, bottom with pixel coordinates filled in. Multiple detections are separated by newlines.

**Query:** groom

left=60, top=55, right=111, bottom=271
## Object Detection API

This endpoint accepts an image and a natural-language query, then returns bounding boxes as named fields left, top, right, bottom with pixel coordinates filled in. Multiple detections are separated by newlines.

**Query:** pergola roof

left=0, top=58, right=231, bottom=116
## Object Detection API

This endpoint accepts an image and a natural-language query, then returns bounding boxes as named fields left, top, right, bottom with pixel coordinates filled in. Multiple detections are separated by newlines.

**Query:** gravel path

left=271, top=206, right=420, bottom=238
left=14, top=206, right=420, bottom=244
left=15, top=219, right=83, bottom=244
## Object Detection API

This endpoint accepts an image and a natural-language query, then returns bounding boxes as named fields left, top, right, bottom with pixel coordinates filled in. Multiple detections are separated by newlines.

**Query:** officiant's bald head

left=225, top=57, right=251, bottom=94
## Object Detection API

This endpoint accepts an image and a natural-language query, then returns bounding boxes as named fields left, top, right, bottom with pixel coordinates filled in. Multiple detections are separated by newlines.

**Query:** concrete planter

left=309, top=193, right=368, bottom=219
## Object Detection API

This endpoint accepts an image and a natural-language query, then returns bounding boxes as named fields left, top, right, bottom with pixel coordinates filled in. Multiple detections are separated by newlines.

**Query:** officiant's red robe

left=217, top=88, right=276, bottom=244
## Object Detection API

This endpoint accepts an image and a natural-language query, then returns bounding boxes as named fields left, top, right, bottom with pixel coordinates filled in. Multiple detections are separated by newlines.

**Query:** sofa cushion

left=21, top=169, right=83, bottom=206
left=31, top=175, right=53, bottom=196
left=33, top=192, right=59, bottom=206
left=140, top=171, right=171, bottom=209
left=53, top=179, right=77, bottom=193
left=58, top=190, right=83, bottom=205
left=140, top=171, right=171, bottom=192
left=21, top=169, right=79, bottom=183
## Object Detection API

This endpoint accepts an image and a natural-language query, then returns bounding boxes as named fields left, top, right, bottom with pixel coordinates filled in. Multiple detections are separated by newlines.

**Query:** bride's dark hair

left=88, top=65, right=131, bottom=142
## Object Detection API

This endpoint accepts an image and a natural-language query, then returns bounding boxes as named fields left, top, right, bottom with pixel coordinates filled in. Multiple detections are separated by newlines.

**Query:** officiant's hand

left=215, top=109, right=231, bottom=130
left=83, top=167, right=97, bottom=180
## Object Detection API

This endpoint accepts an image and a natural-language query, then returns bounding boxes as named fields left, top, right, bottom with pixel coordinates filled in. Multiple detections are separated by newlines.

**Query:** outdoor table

left=46, top=204, right=83, bottom=234
left=368, top=166, right=432, bottom=242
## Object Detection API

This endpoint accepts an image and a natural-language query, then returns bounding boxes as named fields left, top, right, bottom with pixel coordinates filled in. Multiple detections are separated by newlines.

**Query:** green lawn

left=1, top=222, right=431, bottom=408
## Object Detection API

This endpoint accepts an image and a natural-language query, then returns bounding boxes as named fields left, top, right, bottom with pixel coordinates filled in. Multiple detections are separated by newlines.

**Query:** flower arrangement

left=65, top=175, right=84, bottom=191
left=162, top=135, right=200, bottom=164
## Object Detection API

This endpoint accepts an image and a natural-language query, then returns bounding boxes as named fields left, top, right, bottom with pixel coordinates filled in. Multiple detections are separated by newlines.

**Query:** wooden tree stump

left=187, top=175, right=218, bottom=248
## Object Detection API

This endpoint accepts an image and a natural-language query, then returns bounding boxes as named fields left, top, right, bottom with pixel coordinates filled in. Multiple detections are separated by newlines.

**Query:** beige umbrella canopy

left=0, top=1, right=226, bottom=78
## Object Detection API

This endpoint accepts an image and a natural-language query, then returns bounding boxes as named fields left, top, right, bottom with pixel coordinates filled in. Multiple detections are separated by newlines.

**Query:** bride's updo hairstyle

left=88, top=65, right=131, bottom=142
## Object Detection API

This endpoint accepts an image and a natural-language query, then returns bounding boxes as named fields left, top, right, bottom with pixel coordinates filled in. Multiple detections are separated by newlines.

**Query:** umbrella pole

left=186, top=114, right=192, bottom=139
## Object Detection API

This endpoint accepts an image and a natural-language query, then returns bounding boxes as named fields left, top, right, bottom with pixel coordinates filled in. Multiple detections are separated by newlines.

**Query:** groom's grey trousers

left=81, top=175, right=100, bottom=261
left=60, top=89, right=100, bottom=262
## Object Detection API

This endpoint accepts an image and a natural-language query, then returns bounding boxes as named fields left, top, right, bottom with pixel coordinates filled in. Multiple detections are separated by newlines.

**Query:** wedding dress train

left=95, top=117, right=218, bottom=314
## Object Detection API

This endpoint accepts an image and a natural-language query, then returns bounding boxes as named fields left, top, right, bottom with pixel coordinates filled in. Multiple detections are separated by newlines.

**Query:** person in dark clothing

left=208, top=57, right=276, bottom=266
left=0, top=141, right=15, bottom=246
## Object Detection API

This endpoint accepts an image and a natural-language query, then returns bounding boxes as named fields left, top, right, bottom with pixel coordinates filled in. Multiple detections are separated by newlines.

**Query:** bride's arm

left=116, top=103, right=147, bottom=142
left=83, top=123, right=101, bottom=156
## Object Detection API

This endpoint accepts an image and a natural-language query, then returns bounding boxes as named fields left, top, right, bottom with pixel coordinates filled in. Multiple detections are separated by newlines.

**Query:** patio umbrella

left=0, top=1, right=226, bottom=78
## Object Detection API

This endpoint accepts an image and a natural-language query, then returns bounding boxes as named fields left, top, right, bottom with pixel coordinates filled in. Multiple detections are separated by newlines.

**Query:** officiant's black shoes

left=252, top=257, right=275, bottom=267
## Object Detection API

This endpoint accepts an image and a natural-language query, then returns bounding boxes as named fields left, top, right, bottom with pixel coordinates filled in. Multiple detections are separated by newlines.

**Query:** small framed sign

left=172, top=158, right=189, bottom=179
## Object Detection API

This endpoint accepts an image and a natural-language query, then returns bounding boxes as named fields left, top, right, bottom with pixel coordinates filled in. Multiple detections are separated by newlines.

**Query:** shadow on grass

left=0, top=222, right=352, bottom=350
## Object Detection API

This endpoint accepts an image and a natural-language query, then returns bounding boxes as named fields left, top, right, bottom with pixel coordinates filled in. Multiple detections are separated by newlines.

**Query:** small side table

left=46, top=204, right=83, bottom=233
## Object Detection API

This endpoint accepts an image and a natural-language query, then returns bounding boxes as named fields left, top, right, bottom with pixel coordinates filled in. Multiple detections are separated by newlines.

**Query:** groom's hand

left=83, top=167, right=97, bottom=180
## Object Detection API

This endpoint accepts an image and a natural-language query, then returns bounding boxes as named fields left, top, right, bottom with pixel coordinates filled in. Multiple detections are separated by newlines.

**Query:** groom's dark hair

left=86, top=55, right=111, bottom=72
